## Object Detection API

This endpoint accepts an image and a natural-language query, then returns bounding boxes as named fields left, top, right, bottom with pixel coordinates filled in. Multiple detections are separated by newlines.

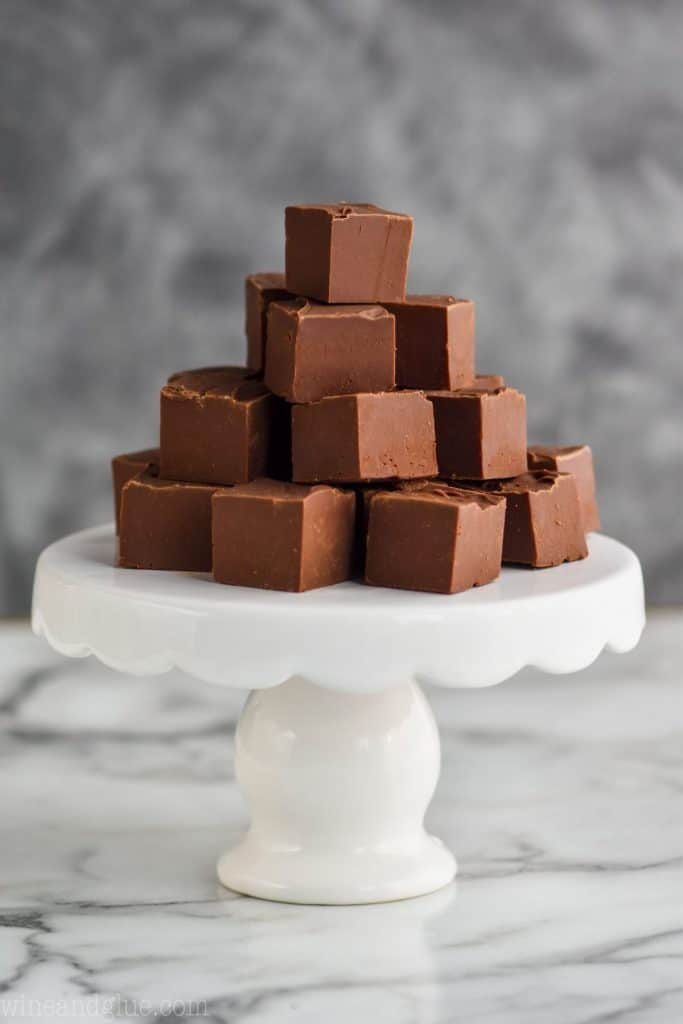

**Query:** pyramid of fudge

left=113, top=202, right=598, bottom=593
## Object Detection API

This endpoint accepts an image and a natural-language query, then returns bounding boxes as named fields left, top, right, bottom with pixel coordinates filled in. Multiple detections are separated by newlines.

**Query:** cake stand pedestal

left=32, top=526, right=644, bottom=905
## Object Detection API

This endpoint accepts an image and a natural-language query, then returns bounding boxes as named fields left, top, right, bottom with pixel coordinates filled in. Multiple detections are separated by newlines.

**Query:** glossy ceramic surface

left=32, top=526, right=645, bottom=690
left=31, top=525, right=645, bottom=903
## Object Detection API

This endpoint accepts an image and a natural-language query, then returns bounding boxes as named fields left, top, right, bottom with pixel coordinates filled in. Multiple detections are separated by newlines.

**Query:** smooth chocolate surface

left=212, top=478, right=355, bottom=592
left=528, top=444, right=600, bottom=532
left=285, top=203, right=413, bottom=303
left=245, top=272, right=291, bottom=373
left=160, top=366, right=284, bottom=485
left=365, top=483, right=505, bottom=593
left=357, top=478, right=500, bottom=565
left=292, top=391, right=437, bottom=483
left=428, top=386, right=527, bottom=480
left=111, top=447, right=159, bottom=534
left=466, top=471, right=588, bottom=567
left=384, top=295, right=475, bottom=389
left=118, top=472, right=217, bottom=572
left=265, top=299, right=395, bottom=403
left=356, top=477, right=489, bottom=561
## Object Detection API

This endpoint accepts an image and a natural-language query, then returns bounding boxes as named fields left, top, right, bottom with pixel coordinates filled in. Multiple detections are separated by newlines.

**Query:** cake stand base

left=216, top=677, right=456, bottom=904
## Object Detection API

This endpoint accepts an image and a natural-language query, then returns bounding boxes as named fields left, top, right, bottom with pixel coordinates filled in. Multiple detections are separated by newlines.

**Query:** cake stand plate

left=32, top=526, right=645, bottom=904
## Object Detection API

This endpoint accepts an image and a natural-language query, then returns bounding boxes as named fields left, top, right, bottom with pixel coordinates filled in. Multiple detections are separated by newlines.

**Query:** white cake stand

left=32, top=525, right=644, bottom=905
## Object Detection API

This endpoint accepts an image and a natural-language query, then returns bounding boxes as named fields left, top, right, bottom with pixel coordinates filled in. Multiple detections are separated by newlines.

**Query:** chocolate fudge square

left=365, top=483, right=505, bottom=594
left=111, top=447, right=159, bottom=533
left=470, top=471, right=588, bottom=567
left=428, top=386, right=527, bottom=480
left=528, top=444, right=600, bottom=532
left=245, top=272, right=291, bottom=373
left=212, top=479, right=355, bottom=592
left=160, top=367, right=278, bottom=486
left=292, top=391, right=437, bottom=483
left=265, top=299, right=395, bottom=403
left=285, top=203, right=413, bottom=303
left=118, top=473, right=217, bottom=572
left=384, top=295, right=475, bottom=390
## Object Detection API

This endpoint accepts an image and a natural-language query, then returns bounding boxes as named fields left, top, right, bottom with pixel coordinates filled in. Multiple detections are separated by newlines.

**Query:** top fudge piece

left=265, top=299, right=395, bottom=403
left=111, top=447, right=159, bottom=533
left=292, top=391, right=437, bottom=483
left=427, top=385, right=527, bottom=480
left=383, top=295, right=475, bottom=389
left=245, top=272, right=291, bottom=373
left=160, top=367, right=281, bottom=485
left=285, top=203, right=413, bottom=303
left=528, top=444, right=600, bottom=532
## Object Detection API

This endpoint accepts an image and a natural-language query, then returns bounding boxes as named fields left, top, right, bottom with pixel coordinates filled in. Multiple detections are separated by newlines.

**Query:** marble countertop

left=1, top=612, right=682, bottom=1023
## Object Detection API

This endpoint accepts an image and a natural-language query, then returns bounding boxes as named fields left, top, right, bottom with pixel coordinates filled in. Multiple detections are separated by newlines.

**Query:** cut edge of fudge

left=291, top=391, right=437, bottom=484
left=285, top=203, right=413, bottom=303
left=164, top=366, right=269, bottom=403
left=245, top=272, right=292, bottom=373
left=364, top=483, right=505, bottom=593
left=160, top=366, right=279, bottom=486
left=111, top=447, right=160, bottom=534
left=527, top=444, right=600, bottom=532
left=212, top=478, right=356, bottom=592
left=265, top=299, right=396, bottom=403
left=118, top=472, right=218, bottom=572
left=462, top=470, right=589, bottom=568
left=383, top=295, right=475, bottom=390
left=427, top=386, right=527, bottom=481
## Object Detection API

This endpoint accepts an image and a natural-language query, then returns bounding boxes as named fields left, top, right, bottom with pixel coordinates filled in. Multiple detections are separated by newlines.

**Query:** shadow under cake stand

left=32, top=525, right=645, bottom=905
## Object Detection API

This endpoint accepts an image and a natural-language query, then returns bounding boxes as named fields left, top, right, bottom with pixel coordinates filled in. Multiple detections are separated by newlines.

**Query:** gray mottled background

left=1, top=0, right=682, bottom=614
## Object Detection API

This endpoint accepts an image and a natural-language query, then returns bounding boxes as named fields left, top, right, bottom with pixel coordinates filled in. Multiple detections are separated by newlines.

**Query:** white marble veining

left=1, top=613, right=682, bottom=1022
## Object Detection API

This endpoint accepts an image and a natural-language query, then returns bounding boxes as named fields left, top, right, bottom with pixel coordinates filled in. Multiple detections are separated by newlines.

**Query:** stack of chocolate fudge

left=112, top=203, right=600, bottom=594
